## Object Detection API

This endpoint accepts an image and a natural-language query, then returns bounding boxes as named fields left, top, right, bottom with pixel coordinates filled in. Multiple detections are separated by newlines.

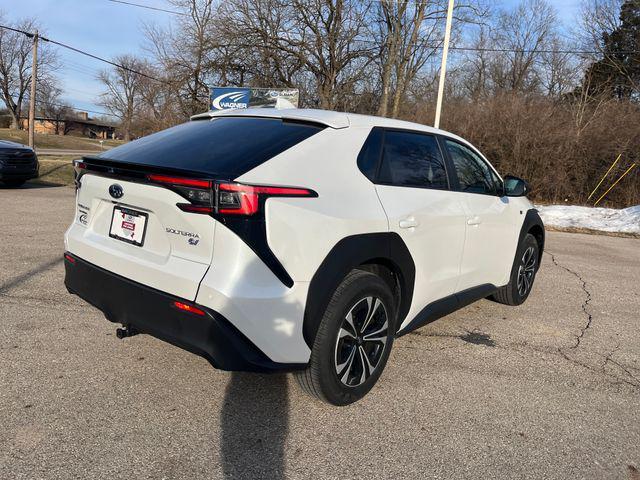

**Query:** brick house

left=21, top=112, right=116, bottom=139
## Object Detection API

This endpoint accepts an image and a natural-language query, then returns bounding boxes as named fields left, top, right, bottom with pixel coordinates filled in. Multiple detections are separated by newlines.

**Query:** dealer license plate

left=109, top=206, right=148, bottom=246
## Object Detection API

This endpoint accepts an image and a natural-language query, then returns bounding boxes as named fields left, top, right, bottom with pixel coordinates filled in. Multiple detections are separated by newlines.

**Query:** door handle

left=467, top=216, right=482, bottom=226
left=399, top=217, right=419, bottom=229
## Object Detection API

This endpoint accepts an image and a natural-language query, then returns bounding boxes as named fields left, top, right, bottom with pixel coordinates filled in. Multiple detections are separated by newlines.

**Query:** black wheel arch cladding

left=519, top=208, right=545, bottom=267
left=303, top=232, right=415, bottom=349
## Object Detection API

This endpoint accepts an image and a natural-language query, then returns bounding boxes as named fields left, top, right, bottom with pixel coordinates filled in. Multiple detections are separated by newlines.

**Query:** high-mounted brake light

left=217, top=183, right=316, bottom=216
left=173, top=301, right=206, bottom=316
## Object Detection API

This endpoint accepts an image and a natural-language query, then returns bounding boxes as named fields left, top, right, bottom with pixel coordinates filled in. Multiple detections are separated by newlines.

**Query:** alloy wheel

left=516, top=246, right=536, bottom=297
left=334, top=296, right=389, bottom=387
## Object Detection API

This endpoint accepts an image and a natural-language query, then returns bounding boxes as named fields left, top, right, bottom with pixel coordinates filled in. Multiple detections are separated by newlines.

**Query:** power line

left=354, top=37, right=640, bottom=56
left=2, top=23, right=639, bottom=78
left=103, top=0, right=185, bottom=16
left=0, top=23, right=166, bottom=83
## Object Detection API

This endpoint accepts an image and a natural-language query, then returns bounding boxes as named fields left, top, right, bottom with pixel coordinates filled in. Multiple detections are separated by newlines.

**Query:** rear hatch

left=65, top=116, right=326, bottom=301
left=67, top=166, right=216, bottom=300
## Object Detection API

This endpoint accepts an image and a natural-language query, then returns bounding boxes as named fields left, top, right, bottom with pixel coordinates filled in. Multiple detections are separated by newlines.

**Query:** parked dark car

left=0, top=140, right=39, bottom=187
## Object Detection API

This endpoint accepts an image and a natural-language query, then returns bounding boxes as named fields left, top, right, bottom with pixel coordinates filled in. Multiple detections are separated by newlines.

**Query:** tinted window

left=97, top=117, right=325, bottom=177
left=357, top=127, right=383, bottom=182
left=378, top=130, right=448, bottom=189
left=445, top=139, right=501, bottom=195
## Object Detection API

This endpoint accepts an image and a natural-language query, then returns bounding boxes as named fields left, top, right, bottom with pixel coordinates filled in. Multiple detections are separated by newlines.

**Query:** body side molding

left=396, top=283, right=498, bottom=337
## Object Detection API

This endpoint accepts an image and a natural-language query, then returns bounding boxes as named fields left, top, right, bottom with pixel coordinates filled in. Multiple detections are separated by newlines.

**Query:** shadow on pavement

left=220, top=372, right=289, bottom=479
left=0, top=181, right=64, bottom=189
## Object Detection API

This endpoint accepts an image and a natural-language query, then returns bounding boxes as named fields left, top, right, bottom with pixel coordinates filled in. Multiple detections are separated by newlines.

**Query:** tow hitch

left=115, top=325, right=139, bottom=339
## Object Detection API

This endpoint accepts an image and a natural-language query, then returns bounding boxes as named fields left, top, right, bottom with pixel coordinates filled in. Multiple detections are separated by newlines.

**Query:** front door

left=441, top=138, right=520, bottom=291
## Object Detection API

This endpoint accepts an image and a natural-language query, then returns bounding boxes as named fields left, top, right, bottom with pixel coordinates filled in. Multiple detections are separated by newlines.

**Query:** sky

left=2, top=0, right=582, bottom=118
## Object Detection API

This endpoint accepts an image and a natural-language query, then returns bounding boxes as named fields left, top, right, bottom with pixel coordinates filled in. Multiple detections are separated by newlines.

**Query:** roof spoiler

left=190, top=109, right=349, bottom=129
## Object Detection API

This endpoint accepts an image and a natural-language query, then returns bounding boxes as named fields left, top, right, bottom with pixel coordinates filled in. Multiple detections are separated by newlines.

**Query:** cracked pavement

left=1, top=186, right=639, bottom=480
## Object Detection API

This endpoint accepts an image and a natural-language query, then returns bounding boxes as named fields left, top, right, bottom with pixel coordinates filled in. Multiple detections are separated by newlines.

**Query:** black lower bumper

left=0, top=168, right=38, bottom=181
left=64, top=253, right=304, bottom=373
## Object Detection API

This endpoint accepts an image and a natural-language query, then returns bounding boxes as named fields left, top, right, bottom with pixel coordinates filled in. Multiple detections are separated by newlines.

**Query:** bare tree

left=97, top=55, right=147, bottom=141
left=217, top=0, right=305, bottom=88
left=38, top=83, right=73, bottom=134
left=492, top=0, right=557, bottom=93
left=145, top=0, right=217, bottom=117
left=0, top=15, right=58, bottom=129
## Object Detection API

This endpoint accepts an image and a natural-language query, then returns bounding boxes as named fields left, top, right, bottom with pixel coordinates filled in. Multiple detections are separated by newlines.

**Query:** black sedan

left=0, top=140, right=39, bottom=187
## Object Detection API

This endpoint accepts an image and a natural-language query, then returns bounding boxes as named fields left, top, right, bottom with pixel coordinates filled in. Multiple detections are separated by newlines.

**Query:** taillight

left=147, top=174, right=214, bottom=214
left=146, top=174, right=316, bottom=216
left=217, top=183, right=316, bottom=216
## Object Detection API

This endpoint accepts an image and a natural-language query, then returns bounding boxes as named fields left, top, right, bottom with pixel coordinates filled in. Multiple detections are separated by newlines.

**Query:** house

left=21, top=112, right=116, bottom=139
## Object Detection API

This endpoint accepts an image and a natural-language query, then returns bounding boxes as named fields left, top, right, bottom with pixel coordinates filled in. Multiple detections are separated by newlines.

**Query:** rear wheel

left=492, top=233, right=539, bottom=306
left=295, top=269, right=396, bottom=406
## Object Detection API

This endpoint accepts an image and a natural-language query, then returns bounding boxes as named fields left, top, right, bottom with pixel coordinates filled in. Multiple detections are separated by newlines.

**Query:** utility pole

left=28, top=30, right=38, bottom=149
left=434, top=0, right=454, bottom=129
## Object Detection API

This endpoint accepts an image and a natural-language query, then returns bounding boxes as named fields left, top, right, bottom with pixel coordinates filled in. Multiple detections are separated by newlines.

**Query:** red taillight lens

left=217, top=183, right=316, bottom=216
left=148, top=174, right=211, bottom=189
left=147, top=174, right=214, bottom=214
left=173, top=301, right=206, bottom=316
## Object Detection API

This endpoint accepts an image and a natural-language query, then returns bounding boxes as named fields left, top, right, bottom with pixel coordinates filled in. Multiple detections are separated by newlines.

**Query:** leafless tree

left=97, top=55, right=147, bottom=141
left=145, top=0, right=217, bottom=117
left=38, top=83, right=73, bottom=134
left=374, top=0, right=485, bottom=117
left=0, top=15, right=58, bottom=129
left=491, top=0, right=557, bottom=93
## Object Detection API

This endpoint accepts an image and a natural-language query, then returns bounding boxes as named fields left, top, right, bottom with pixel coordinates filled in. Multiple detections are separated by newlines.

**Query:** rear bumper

left=0, top=164, right=39, bottom=180
left=63, top=252, right=305, bottom=373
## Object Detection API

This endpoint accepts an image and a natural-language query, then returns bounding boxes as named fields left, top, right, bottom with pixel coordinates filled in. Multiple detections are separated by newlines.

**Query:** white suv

left=64, top=108, right=544, bottom=405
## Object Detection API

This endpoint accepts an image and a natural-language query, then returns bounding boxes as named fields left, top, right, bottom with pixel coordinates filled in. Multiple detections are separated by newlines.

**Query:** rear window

left=97, top=117, right=325, bottom=177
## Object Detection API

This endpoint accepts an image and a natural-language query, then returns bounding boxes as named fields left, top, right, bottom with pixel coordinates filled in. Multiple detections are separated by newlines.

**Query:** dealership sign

left=210, top=87, right=299, bottom=110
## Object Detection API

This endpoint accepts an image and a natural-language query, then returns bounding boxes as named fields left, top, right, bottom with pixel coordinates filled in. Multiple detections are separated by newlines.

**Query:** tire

left=2, top=179, right=26, bottom=187
left=492, top=233, right=539, bottom=306
left=295, top=269, right=396, bottom=406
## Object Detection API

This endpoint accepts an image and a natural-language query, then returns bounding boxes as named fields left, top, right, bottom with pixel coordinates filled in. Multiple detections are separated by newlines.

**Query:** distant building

left=21, top=111, right=116, bottom=139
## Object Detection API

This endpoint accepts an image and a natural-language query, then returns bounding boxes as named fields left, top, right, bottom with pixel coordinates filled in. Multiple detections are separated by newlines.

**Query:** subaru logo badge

left=109, top=184, right=124, bottom=199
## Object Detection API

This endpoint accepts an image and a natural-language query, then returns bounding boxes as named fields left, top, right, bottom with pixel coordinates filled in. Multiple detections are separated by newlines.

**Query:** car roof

left=191, top=108, right=467, bottom=142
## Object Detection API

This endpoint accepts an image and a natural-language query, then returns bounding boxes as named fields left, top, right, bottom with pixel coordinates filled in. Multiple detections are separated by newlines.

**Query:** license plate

left=109, top=206, right=148, bottom=246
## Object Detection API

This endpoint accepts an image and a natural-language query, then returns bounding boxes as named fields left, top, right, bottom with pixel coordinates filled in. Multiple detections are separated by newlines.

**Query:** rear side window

left=444, top=139, right=501, bottom=195
left=97, top=117, right=325, bottom=177
left=357, top=127, right=383, bottom=182
left=378, top=130, right=448, bottom=189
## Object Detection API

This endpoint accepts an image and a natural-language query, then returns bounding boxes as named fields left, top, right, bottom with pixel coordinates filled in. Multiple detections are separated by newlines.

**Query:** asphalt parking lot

left=1, top=185, right=639, bottom=480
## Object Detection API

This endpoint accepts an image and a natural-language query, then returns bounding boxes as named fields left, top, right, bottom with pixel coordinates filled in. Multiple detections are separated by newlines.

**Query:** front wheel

left=295, top=269, right=396, bottom=406
left=492, top=233, right=539, bottom=306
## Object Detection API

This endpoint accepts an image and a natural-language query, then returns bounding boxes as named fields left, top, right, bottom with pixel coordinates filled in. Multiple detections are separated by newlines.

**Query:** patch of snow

left=536, top=204, right=640, bottom=234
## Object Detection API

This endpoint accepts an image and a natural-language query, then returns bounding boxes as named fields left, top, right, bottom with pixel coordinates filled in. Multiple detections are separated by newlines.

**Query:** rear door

left=369, top=128, right=467, bottom=326
left=441, top=137, right=520, bottom=291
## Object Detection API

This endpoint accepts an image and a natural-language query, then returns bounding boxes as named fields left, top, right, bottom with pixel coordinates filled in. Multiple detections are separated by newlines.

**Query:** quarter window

left=378, top=130, right=448, bottom=189
left=444, top=140, right=501, bottom=195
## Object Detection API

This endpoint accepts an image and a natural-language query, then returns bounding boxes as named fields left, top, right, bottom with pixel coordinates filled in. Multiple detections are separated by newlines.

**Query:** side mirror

left=503, top=175, right=529, bottom=197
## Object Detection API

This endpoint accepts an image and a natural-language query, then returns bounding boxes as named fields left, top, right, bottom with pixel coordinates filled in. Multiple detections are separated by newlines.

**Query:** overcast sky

left=2, top=0, right=582, bottom=118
